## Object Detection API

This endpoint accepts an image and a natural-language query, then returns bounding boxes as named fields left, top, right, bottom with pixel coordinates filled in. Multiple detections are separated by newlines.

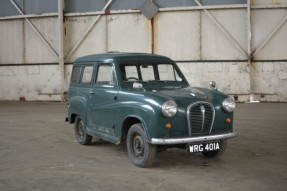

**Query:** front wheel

left=74, top=116, right=92, bottom=145
left=202, top=140, right=227, bottom=158
left=126, top=123, right=156, bottom=168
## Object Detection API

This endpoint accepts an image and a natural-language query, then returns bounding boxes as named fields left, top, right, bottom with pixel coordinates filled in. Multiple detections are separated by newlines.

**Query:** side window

left=71, top=66, right=82, bottom=83
left=158, top=64, right=182, bottom=81
left=81, top=66, right=94, bottom=84
left=140, top=65, right=155, bottom=81
left=95, top=65, right=114, bottom=86
left=124, top=65, right=138, bottom=81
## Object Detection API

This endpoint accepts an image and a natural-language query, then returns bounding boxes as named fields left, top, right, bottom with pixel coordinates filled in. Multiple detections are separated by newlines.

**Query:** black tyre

left=202, top=140, right=227, bottom=158
left=74, top=116, right=92, bottom=145
left=126, top=123, right=156, bottom=168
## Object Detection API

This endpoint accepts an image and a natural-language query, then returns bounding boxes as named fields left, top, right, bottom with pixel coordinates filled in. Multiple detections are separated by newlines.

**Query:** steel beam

left=160, top=4, right=247, bottom=12
left=65, top=0, right=113, bottom=59
left=251, top=5, right=287, bottom=9
left=58, top=0, right=65, bottom=101
left=1, top=4, right=287, bottom=21
left=65, top=9, right=139, bottom=17
left=247, top=0, right=253, bottom=98
left=247, top=0, right=252, bottom=60
left=0, top=13, right=58, bottom=20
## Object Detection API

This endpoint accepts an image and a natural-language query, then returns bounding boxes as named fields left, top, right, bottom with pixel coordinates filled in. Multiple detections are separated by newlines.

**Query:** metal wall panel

left=24, top=18, right=58, bottom=63
left=0, top=0, right=22, bottom=17
left=252, top=9, right=287, bottom=60
left=24, top=0, right=57, bottom=14
left=154, top=11, right=201, bottom=60
left=0, top=20, right=24, bottom=64
left=0, top=0, right=57, bottom=16
left=65, top=16, right=107, bottom=63
left=154, top=0, right=197, bottom=7
left=201, top=9, right=247, bottom=60
left=107, top=13, right=150, bottom=53
left=65, top=0, right=106, bottom=13
left=109, top=0, right=145, bottom=10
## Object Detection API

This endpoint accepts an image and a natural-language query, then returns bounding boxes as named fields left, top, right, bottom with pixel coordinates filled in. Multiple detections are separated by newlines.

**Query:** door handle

left=89, top=90, right=95, bottom=94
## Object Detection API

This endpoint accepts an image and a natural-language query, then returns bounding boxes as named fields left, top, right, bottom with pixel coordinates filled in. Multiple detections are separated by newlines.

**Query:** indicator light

left=226, top=118, right=232, bottom=124
left=166, top=123, right=172, bottom=129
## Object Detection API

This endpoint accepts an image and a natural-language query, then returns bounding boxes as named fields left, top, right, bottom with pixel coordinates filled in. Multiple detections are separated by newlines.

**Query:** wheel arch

left=70, top=113, right=77, bottom=124
left=68, top=96, right=88, bottom=124
left=121, top=115, right=150, bottom=143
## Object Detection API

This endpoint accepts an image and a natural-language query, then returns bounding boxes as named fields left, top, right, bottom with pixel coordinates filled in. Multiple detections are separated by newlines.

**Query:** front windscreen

left=119, top=63, right=189, bottom=89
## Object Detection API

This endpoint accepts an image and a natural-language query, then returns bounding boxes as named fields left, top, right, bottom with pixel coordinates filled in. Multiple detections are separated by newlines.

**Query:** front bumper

left=150, top=132, right=237, bottom=145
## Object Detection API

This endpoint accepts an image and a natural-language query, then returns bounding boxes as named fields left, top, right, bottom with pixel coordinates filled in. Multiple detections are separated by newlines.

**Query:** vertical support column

left=247, top=0, right=251, bottom=60
left=150, top=18, right=154, bottom=54
left=247, top=0, right=253, bottom=100
left=105, top=13, right=109, bottom=53
left=58, top=0, right=65, bottom=101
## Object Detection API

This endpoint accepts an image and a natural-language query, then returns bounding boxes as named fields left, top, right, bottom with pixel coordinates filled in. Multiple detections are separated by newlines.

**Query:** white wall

left=0, top=65, right=61, bottom=101
left=0, top=2, right=286, bottom=101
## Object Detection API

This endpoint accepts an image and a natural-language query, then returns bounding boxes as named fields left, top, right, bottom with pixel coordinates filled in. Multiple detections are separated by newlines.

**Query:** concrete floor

left=0, top=101, right=286, bottom=191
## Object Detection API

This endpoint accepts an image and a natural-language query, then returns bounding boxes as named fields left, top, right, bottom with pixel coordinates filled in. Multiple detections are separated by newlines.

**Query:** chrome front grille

left=187, top=102, right=215, bottom=136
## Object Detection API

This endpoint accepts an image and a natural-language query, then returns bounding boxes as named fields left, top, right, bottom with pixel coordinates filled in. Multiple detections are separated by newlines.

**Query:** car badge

left=200, top=105, right=205, bottom=113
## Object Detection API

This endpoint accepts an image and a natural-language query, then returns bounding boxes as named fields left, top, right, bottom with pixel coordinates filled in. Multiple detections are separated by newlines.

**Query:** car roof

left=74, top=52, right=173, bottom=64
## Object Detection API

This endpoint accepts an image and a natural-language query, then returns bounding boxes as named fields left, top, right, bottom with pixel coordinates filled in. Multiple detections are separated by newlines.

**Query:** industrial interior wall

left=0, top=0, right=286, bottom=101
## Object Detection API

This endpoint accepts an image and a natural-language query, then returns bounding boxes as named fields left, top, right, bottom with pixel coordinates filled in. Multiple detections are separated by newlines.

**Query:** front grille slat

left=187, top=102, right=215, bottom=136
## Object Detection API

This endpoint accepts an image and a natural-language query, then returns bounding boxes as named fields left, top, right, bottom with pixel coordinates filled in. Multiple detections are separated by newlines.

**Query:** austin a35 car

left=66, top=53, right=237, bottom=168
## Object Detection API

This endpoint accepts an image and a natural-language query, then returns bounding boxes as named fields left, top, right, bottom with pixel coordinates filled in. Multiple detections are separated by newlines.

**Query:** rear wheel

left=126, top=123, right=156, bottom=168
left=202, top=140, right=227, bottom=158
left=74, top=116, right=92, bottom=145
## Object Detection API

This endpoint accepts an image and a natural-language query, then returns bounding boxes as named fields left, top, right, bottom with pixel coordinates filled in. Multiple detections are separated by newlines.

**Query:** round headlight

left=162, top=101, right=177, bottom=117
left=222, top=96, right=236, bottom=112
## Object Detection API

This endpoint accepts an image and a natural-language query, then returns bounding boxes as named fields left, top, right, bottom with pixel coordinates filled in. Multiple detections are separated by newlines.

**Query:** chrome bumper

left=150, top=132, right=237, bottom=145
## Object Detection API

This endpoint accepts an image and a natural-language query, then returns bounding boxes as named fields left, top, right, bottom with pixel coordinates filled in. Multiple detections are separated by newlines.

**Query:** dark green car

left=66, top=53, right=237, bottom=168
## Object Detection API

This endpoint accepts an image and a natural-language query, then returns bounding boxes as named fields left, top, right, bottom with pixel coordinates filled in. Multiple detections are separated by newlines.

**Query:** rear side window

left=71, top=66, right=82, bottom=83
left=81, top=66, right=94, bottom=84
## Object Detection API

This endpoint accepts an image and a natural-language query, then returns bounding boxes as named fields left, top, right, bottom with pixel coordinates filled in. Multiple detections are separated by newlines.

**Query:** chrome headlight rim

left=162, top=100, right=177, bottom=117
left=222, top=96, right=236, bottom=112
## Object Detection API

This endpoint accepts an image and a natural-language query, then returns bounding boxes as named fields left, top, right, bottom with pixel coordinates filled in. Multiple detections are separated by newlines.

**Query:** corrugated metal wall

left=0, top=0, right=286, bottom=101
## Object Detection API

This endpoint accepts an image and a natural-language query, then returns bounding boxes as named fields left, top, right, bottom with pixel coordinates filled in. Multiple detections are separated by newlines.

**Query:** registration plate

left=188, top=142, right=220, bottom=153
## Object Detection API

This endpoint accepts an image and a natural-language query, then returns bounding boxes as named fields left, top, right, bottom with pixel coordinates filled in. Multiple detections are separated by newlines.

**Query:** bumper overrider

left=150, top=132, right=237, bottom=145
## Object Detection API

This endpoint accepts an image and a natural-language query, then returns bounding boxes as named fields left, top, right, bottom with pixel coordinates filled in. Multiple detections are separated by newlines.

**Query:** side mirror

left=209, top=81, right=217, bottom=90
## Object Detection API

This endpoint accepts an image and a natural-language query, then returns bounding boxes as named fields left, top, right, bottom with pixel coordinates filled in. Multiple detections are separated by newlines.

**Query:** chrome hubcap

left=132, top=135, right=144, bottom=158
